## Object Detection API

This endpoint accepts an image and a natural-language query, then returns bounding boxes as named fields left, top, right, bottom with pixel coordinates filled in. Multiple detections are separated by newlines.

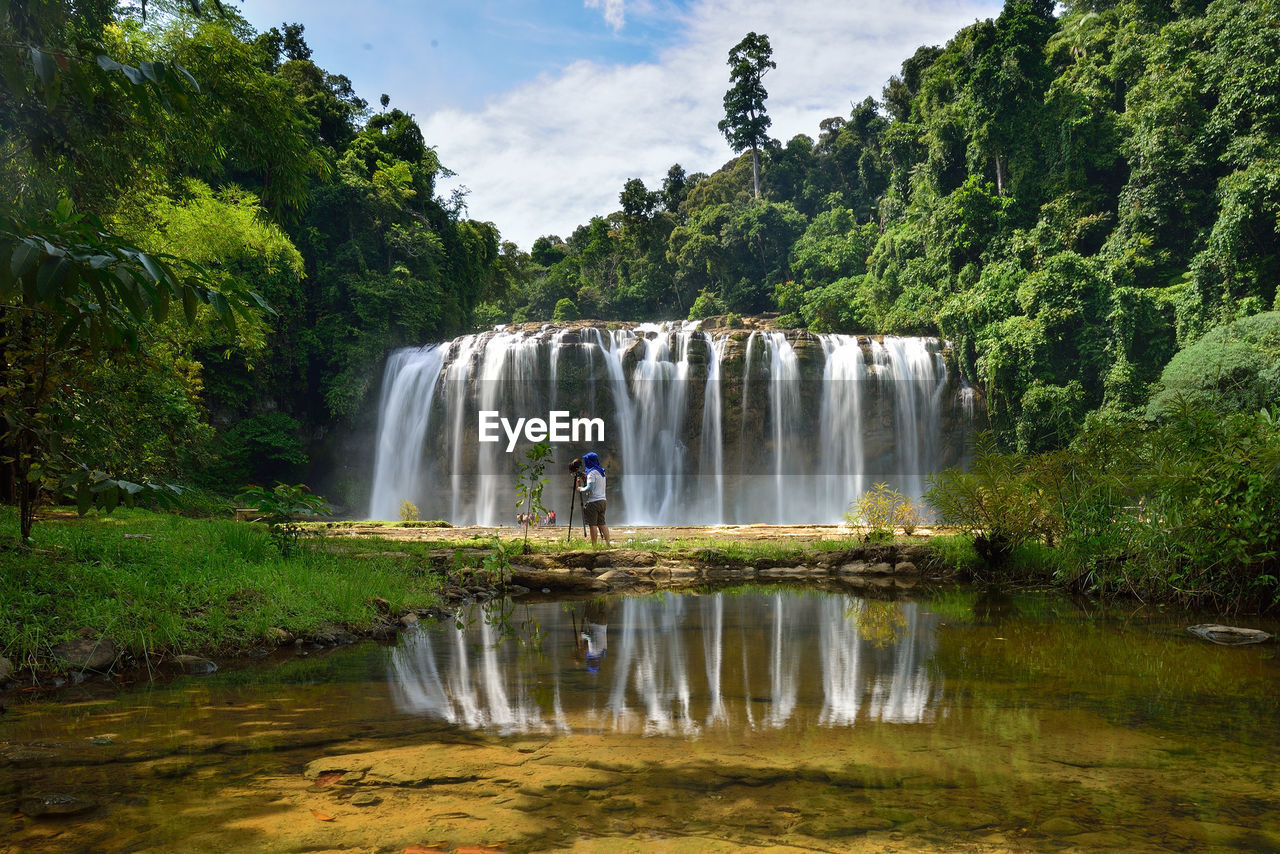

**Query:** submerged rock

left=21, top=793, right=97, bottom=817
left=931, top=807, right=997, bottom=830
left=796, top=814, right=894, bottom=838
left=172, top=655, right=218, bottom=675
left=266, top=627, right=293, bottom=644
left=1186, top=625, right=1273, bottom=645
left=1038, top=816, right=1087, bottom=836
left=509, top=566, right=608, bottom=593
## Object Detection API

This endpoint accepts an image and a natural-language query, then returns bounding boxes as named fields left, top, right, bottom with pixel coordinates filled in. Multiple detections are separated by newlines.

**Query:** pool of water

left=3, top=587, right=1278, bottom=852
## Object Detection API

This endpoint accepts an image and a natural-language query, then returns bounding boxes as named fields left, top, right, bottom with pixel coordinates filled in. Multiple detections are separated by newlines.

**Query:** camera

left=568, top=457, right=584, bottom=474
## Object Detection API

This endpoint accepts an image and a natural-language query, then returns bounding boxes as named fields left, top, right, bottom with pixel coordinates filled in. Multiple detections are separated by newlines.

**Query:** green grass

left=503, top=533, right=885, bottom=562
left=299, top=519, right=452, bottom=529
left=0, top=510, right=955, bottom=675
left=927, top=533, right=984, bottom=574
left=0, top=507, right=445, bottom=673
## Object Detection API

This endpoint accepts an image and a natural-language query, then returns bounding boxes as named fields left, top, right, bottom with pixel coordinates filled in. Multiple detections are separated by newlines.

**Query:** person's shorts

left=584, top=499, right=606, bottom=526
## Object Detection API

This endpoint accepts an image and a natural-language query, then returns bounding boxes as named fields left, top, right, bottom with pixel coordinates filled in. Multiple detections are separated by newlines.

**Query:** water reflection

left=388, top=590, right=941, bottom=735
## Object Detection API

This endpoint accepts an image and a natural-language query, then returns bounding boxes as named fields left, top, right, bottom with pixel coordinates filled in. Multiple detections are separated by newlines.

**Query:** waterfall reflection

left=388, top=591, right=941, bottom=735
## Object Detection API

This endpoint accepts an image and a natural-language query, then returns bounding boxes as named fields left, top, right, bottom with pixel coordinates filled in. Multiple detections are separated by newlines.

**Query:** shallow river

left=3, top=587, right=1278, bottom=853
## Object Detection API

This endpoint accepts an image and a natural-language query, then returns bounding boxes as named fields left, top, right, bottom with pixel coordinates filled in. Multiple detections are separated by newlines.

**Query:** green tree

left=969, top=0, right=1057, bottom=199
left=514, top=440, right=553, bottom=547
left=661, top=164, right=690, bottom=214
left=0, top=0, right=272, bottom=538
left=0, top=202, right=264, bottom=540
left=553, top=297, right=580, bottom=322
left=718, top=31, right=776, bottom=199
left=1146, top=312, right=1280, bottom=419
left=619, top=178, right=658, bottom=222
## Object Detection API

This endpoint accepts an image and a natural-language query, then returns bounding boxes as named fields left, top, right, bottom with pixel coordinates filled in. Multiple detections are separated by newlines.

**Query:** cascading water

left=368, top=345, right=446, bottom=521
left=367, top=322, right=979, bottom=525
left=817, top=334, right=866, bottom=521
left=699, top=333, right=730, bottom=523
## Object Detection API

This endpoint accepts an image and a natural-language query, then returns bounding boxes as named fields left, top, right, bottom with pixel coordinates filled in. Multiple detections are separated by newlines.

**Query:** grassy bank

left=0, top=508, right=450, bottom=674
left=2, top=511, right=951, bottom=675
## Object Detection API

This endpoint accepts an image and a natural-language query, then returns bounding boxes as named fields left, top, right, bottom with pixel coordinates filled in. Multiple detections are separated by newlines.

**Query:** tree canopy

left=482, top=0, right=1280, bottom=454
left=0, top=2, right=504, bottom=528
left=6, top=0, right=1280, bottom=526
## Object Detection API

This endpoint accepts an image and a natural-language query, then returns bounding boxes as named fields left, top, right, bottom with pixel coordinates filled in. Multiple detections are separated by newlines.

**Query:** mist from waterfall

left=368, top=323, right=977, bottom=525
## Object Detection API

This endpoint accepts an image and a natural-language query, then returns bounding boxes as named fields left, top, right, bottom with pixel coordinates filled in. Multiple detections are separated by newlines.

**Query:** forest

left=1, top=0, right=1278, bottom=609
left=492, top=0, right=1280, bottom=458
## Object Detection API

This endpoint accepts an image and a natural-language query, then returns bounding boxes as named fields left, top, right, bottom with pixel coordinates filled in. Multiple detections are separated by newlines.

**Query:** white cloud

left=422, top=0, right=1000, bottom=249
left=585, top=0, right=628, bottom=31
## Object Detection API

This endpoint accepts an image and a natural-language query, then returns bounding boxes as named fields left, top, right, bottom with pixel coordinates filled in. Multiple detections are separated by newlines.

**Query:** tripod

left=566, top=473, right=588, bottom=542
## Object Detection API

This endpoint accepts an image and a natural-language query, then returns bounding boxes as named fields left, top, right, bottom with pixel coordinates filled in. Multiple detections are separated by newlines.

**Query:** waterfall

left=368, top=345, right=446, bottom=521
left=879, top=336, right=946, bottom=503
left=764, top=332, right=800, bottom=522
left=818, top=334, right=866, bottom=522
left=367, top=323, right=977, bottom=524
left=473, top=331, right=543, bottom=525
left=445, top=334, right=483, bottom=523
left=737, top=331, right=758, bottom=484
left=699, top=333, right=729, bottom=522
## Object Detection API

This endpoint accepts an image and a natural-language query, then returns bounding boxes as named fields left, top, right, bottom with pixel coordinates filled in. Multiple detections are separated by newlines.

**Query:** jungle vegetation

left=491, top=0, right=1280, bottom=452
left=1, top=0, right=1277, bottom=608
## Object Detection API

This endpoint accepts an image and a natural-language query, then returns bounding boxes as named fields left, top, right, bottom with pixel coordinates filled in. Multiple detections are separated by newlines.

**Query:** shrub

left=930, top=411, right=1280, bottom=611
left=926, top=433, right=1054, bottom=567
left=1146, top=311, right=1280, bottom=419
left=552, top=297, right=579, bottom=321
left=1058, top=406, right=1280, bottom=611
left=235, top=483, right=332, bottom=557
left=514, top=440, right=552, bottom=546
left=688, top=289, right=724, bottom=320
left=398, top=499, right=419, bottom=522
left=846, top=482, right=919, bottom=539
left=775, top=312, right=804, bottom=329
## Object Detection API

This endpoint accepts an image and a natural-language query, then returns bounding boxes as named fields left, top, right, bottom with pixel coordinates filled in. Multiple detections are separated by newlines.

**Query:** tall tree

left=0, top=0, right=271, bottom=539
left=718, top=32, right=775, bottom=199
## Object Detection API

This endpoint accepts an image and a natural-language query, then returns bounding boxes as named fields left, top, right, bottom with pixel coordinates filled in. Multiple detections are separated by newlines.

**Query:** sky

left=238, top=0, right=1005, bottom=250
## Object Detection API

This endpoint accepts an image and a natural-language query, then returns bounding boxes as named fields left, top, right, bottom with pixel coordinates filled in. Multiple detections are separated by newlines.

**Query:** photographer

left=572, top=452, right=611, bottom=547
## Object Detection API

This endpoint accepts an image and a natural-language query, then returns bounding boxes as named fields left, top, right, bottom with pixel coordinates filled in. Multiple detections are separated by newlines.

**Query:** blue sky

left=239, top=0, right=1004, bottom=249
left=242, top=0, right=688, bottom=114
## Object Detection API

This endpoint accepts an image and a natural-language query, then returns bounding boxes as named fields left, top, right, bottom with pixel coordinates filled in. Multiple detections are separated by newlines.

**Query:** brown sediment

left=3, top=692, right=1258, bottom=853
